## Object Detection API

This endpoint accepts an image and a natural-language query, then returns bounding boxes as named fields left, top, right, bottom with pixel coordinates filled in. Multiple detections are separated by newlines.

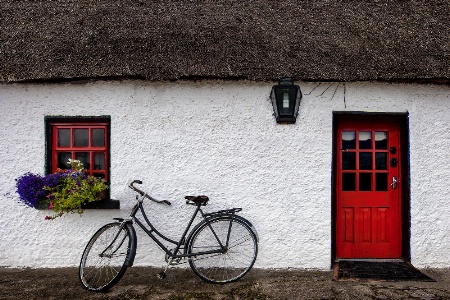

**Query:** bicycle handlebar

left=128, top=180, right=171, bottom=206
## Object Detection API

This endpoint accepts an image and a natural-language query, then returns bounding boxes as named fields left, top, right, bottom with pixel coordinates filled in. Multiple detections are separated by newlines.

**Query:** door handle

left=391, top=176, right=400, bottom=189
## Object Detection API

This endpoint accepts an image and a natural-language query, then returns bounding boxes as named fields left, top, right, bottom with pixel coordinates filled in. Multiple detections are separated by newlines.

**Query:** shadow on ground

left=0, top=267, right=449, bottom=299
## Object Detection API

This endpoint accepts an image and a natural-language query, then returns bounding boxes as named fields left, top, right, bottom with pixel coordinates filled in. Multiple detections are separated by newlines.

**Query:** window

left=45, top=116, right=118, bottom=208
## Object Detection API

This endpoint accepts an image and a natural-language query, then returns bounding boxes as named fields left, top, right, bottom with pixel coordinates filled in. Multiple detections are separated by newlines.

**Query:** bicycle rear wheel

left=79, top=222, right=134, bottom=292
left=187, top=216, right=258, bottom=283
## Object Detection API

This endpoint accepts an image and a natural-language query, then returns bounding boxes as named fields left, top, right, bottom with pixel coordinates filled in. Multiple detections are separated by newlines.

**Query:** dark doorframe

left=331, top=112, right=410, bottom=266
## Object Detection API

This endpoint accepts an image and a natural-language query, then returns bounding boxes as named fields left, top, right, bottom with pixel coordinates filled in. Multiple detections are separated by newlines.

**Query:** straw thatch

left=1, top=0, right=448, bottom=83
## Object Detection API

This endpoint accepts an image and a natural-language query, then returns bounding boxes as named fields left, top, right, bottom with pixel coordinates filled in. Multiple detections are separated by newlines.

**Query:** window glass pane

left=342, top=173, right=356, bottom=191
left=94, top=153, right=105, bottom=170
left=93, top=173, right=105, bottom=179
left=359, top=173, right=372, bottom=191
left=75, top=152, right=90, bottom=170
left=375, top=132, right=388, bottom=149
left=57, top=129, right=71, bottom=147
left=376, top=173, right=388, bottom=191
left=342, top=131, right=356, bottom=150
left=359, top=153, right=372, bottom=170
left=375, top=153, right=388, bottom=170
left=92, top=129, right=105, bottom=147
left=58, top=152, right=72, bottom=169
left=74, top=129, right=89, bottom=147
left=342, top=152, right=356, bottom=170
left=359, top=131, right=372, bottom=149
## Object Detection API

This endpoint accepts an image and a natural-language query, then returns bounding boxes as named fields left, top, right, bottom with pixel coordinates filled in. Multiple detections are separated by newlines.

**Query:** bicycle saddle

left=185, top=195, right=209, bottom=206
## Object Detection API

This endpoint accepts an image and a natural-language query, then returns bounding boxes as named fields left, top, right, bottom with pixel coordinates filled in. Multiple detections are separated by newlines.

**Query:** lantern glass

left=275, top=87, right=297, bottom=116
left=282, top=92, right=290, bottom=109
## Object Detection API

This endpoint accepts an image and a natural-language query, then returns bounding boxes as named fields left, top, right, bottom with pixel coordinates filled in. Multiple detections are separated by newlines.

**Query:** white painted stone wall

left=0, top=81, right=448, bottom=269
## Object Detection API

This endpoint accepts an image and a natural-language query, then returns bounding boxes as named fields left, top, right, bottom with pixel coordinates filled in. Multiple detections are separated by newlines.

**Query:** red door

left=336, top=119, right=402, bottom=258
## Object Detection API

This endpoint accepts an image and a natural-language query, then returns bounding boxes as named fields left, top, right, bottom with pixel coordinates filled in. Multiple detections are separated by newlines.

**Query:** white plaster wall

left=0, top=81, right=448, bottom=269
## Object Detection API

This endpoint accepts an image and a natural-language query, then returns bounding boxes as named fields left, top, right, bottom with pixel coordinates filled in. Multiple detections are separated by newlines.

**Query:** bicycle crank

left=165, top=249, right=183, bottom=265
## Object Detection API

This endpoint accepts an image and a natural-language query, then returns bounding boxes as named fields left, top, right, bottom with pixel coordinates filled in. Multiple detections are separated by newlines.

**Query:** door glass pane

left=94, top=153, right=105, bottom=170
left=359, top=153, right=372, bottom=170
left=58, top=152, right=72, bottom=169
left=342, top=173, right=356, bottom=191
left=375, top=153, right=387, bottom=170
left=342, top=131, right=356, bottom=150
left=75, top=152, right=90, bottom=170
left=376, top=173, right=388, bottom=191
left=359, top=173, right=372, bottom=191
left=359, top=131, right=372, bottom=149
left=92, top=129, right=105, bottom=147
left=57, top=129, right=71, bottom=147
left=74, top=129, right=89, bottom=147
left=375, top=132, right=388, bottom=149
left=342, top=152, right=356, bottom=170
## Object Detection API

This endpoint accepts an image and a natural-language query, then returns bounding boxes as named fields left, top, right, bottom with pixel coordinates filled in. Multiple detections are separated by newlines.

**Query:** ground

left=0, top=267, right=449, bottom=299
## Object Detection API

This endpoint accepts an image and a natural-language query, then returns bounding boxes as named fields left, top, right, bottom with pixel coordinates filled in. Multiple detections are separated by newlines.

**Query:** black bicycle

left=78, top=180, right=258, bottom=292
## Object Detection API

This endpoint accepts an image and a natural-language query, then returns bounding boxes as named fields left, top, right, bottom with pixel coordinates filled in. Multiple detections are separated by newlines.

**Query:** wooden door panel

left=376, top=207, right=388, bottom=243
left=343, top=208, right=354, bottom=242
left=361, top=207, right=371, bottom=243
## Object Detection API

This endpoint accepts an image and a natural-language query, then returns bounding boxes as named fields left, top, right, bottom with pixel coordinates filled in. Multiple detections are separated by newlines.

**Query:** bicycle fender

left=233, top=215, right=259, bottom=242
left=124, top=222, right=137, bottom=267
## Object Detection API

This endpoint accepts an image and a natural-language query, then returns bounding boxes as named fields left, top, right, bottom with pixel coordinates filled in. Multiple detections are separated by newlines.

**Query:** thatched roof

left=1, top=0, right=449, bottom=83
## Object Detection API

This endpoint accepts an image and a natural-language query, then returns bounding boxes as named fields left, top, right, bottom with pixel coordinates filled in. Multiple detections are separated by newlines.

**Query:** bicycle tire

left=78, top=222, right=135, bottom=292
left=187, top=215, right=258, bottom=283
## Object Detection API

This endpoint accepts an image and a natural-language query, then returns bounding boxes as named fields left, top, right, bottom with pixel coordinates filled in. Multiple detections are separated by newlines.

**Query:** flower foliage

left=15, top=159, right=108, bottom=220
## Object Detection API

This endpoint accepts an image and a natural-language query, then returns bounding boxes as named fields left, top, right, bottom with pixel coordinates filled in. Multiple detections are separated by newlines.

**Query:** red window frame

left=50, top=122, right=109, bottom=182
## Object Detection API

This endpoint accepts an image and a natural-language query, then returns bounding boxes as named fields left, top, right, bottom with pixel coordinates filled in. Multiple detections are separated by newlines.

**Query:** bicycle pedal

left=157, top=272, right=167, bottom=280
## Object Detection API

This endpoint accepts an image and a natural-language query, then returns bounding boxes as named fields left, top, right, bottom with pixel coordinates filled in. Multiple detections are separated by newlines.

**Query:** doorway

left=332, top=113, right=410, bottom=261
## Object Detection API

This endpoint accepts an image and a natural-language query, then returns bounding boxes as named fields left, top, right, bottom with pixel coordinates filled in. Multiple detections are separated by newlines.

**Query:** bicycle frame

left=125, top=193, right=233, bottom=261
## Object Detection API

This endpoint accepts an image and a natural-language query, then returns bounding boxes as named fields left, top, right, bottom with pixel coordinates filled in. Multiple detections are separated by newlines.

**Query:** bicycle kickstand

left=157, top=259, right=172, bottom=280
left=157, top=271, right=167, bottom=280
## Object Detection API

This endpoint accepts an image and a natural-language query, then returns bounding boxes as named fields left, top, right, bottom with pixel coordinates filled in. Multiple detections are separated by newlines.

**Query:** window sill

left=83, top=199, right=120, bottom=209
left=36, top=199, right=120, bottom=210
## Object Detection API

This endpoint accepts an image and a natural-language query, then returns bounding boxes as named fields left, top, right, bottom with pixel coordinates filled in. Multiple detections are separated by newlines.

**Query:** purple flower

left=42, top=172, right=66, bottom=188
left=15, top=173, right=47, bottom=208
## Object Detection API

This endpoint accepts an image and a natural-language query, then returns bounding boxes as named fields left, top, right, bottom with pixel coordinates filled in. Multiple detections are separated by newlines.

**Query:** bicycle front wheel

left=79, top=222, right=134, bottom=292
left=187, top=216, right=258, bottom=283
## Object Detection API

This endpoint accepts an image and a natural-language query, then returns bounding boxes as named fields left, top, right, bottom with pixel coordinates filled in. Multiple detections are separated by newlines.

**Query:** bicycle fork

left=101, top=220, right=137, bottom=267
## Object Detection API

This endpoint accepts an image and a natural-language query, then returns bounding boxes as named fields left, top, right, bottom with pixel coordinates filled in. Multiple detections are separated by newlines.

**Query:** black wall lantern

left=270, top=77, right=302, bottom=124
